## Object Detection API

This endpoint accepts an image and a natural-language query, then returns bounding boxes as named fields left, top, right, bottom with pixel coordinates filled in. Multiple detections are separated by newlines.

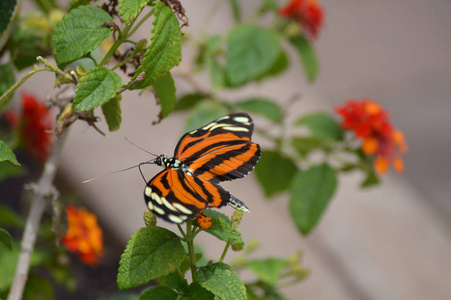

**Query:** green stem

left=0, top=67, right=47, bottom=106
left=219, top=240, right=232, bottom=262
left=127, top=8, right=155, bottom=38
left=36, top=56, right=73, bottom=81
left=185, top=221, right=197, bottom=281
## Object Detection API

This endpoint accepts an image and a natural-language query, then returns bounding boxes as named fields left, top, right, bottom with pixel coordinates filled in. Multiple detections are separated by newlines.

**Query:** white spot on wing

left=147, top=201, right=154, bottom=210
left=151, top=193, right=163, bottom=205
left=222, top=126, right=249, bottom=132
left=145, top=186, right=152, bottom=197
left=173, top=203, right=193, bottom=214
left=161, top=197, right=178, bottom=212
left=168, top=214, right=183, bottom=223
left=153, top=206, right=165, bottom=215
left=234, top=116, right=249, bottom=123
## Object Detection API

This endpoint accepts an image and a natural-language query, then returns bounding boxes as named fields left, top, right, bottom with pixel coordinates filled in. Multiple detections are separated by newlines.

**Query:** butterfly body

left=144, top=113, right=261, bottom=224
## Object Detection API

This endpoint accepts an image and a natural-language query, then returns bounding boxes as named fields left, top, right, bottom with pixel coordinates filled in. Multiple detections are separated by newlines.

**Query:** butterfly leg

left=229, top=195, right=250, bottom=213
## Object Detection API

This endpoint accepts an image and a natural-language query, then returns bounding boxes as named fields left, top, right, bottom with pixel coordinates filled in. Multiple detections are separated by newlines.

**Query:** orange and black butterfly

left=143, top=113, right=261, bottom=224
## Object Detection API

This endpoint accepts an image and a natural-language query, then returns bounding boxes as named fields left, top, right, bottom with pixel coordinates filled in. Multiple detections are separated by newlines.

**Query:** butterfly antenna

left=83, top=160, right=155, bottom=183
left=125, top=137, right=158, bottom=157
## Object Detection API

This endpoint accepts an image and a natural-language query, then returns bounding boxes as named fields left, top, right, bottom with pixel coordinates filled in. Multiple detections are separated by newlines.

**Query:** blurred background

left=7, top=0, right=451, bottom=299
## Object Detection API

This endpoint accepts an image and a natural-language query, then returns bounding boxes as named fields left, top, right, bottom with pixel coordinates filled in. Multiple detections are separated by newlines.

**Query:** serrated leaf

left=195, top=216, right=244, bottom=251
left=291, top=136, right=330, bottom=157
left=101, top=95, right=122, bottom=132
left=117, top=226, right=185, bottom=291
left=183, top=102, right=228, bottom=133
left=0, top=63, right=15, bottom=109
left=129, top=1, right=182, bottom=90
left=226, top=25, right=281, bottom=86
left=289, top=35, right=319, bottom=82
left=119, top=0, right=150, bottom=24
left=52, top=5, right=113, bottom=65
left=234, top=98, right=282, bottom=123
left=290, top=164, right=337, bottom=235
left=173, top=93, right=207, bottom=112
left=73, top=67, right=122, bottom=111
left=245, top=258, right=287, bottom=286
left=0, top=140, right=20, bottom=166
left=255, top=151, right=298, bottom=197
left=0, top=229, right=12, bottom=251
left=153, top=72, right=176, bottom=119
left=295, top=112, right=344, bottom=141
left=139, top=286, right=178, bottom=300
left=157, top=270, right=189, bottom=294
left=187, top=282, right=215, bottom=300
left=195, top=262, right=246, bottom=300
left=69, top=0, right=90, bottom=11
left=0, top=0, right=16, bottom=32
left=203, top=209, right=231, bottom=227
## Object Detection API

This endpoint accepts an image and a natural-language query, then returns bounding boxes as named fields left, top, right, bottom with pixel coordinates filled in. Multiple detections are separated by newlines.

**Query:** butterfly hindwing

left=144, top=169, right=230, bottom=223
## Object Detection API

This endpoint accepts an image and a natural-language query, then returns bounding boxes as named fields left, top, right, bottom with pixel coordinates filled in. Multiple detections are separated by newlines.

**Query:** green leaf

left=289, top=35, right=319, bottom=82
left=173, top=93, right=207, bottom=112
left=73, top=66, right=122, bottom=111
left=256, top=50, right=289, bottom=81
left=0, top=140, right=20, bottom=166
left=69, top=0, right=91, bottom=11
left=289, top=164, right=337, bottom=235
left=291, top=136, right=330, bottom=157
left=295, top=112, right=344, bottom=141
left=203, top=209, right=231, bottom=227
left=262, top=0, right=278, bottom=11
left=101, top=95, right=122, bottom=132
left=153, top=72, right=176, bottom=119
left=129, top=1, right=182, bottom=90
left=0, top=204, right=25, bottom=227
left=117, top=226, right=185, bottom=291
left=234, top=98, right=282, bottom=123
left=22, top=272, right=54, bottom=300
left=255, top=151, right=298, bottom=197
left=183, top=102, right=228, bottom=133
left=157, top=270, right=189, bottom=294
left=0, top=0, right=16, bottom=32
left=139, top=286, right=178, bottom=300
left=195, top=216, right=244, bottom=251
left=195, top=262, right=246, bottom=300
left=361, top=169, right=380, bottom=188
left=245, top=258, right=287, bottom=286
left=0, top=63, right=15, bottom=109
left=52, top=5, right=114, bottom=65
left=187, top=282, right=215, bottom=300
left=0, top=229, right=12, bottom=251
left=226, top=25, right=281, bottom=86
left=207, top=55, right=226, bottom=89
left=119, top=0, right=150, bottom=24
left=229, top=0, right=241, bottom=23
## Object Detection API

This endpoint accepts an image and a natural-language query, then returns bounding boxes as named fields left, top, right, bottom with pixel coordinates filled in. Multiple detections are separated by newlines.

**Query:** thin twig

left=7, top=133, right=67, bottom=300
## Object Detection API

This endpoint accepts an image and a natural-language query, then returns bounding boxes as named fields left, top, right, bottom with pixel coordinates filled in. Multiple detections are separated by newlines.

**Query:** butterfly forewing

left=145, top=169, right=230, bottom=223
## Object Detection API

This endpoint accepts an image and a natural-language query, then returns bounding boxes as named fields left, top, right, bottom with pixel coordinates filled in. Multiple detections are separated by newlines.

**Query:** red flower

left=335, top=99, right=408, bottom=174
left=196, top=213, right=212, bottom=230
left=61, top=205, right=104, bottom=266
left=4, top=93, right=54, bottom=163
left=279, top=0, right=324, bottom=39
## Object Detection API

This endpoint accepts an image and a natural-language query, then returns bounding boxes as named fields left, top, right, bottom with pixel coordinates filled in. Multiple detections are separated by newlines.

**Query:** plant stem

left=185, top=221, right=197, bottom=281
left=0, top=67, right=47, bottom=106
left=219, top=240, right=231, bottom=262
left=7, top=133, right=67, bottom=300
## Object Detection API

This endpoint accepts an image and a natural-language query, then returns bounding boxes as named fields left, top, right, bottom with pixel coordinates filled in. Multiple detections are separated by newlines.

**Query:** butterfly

left=143, top=113, right=261, bottom=224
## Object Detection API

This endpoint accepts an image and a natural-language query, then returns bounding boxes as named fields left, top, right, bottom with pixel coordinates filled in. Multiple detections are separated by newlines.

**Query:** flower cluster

left=335, top=99, right=408, bottom=174
left=61, top=205, right=104, bottom=266
left=4, top=93, right=54, bottom=163
left=279, top=0, right=324, bottom=39
left=196, top=213, right=212, bottom=230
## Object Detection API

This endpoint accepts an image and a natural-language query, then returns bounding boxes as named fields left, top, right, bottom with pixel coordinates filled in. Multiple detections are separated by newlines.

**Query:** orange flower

left=335, top=99, right=408, bottom=174
left=279, top=0, right=324, bottom=39
left=61, top=205, right=104, bottom=266
left=4, top=93, right=54, bottom=163
left=196, top=213, right=212, bottom=230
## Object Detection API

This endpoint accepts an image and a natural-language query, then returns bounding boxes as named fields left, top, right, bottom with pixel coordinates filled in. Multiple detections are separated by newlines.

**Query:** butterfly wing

left=144, top=169, right=230, bottom=223
left=174, top=113, right=261, bottom=183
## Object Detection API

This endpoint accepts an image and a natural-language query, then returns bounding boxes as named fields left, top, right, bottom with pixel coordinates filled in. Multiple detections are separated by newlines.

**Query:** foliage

left=0, top=0, right=408, bottom=299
